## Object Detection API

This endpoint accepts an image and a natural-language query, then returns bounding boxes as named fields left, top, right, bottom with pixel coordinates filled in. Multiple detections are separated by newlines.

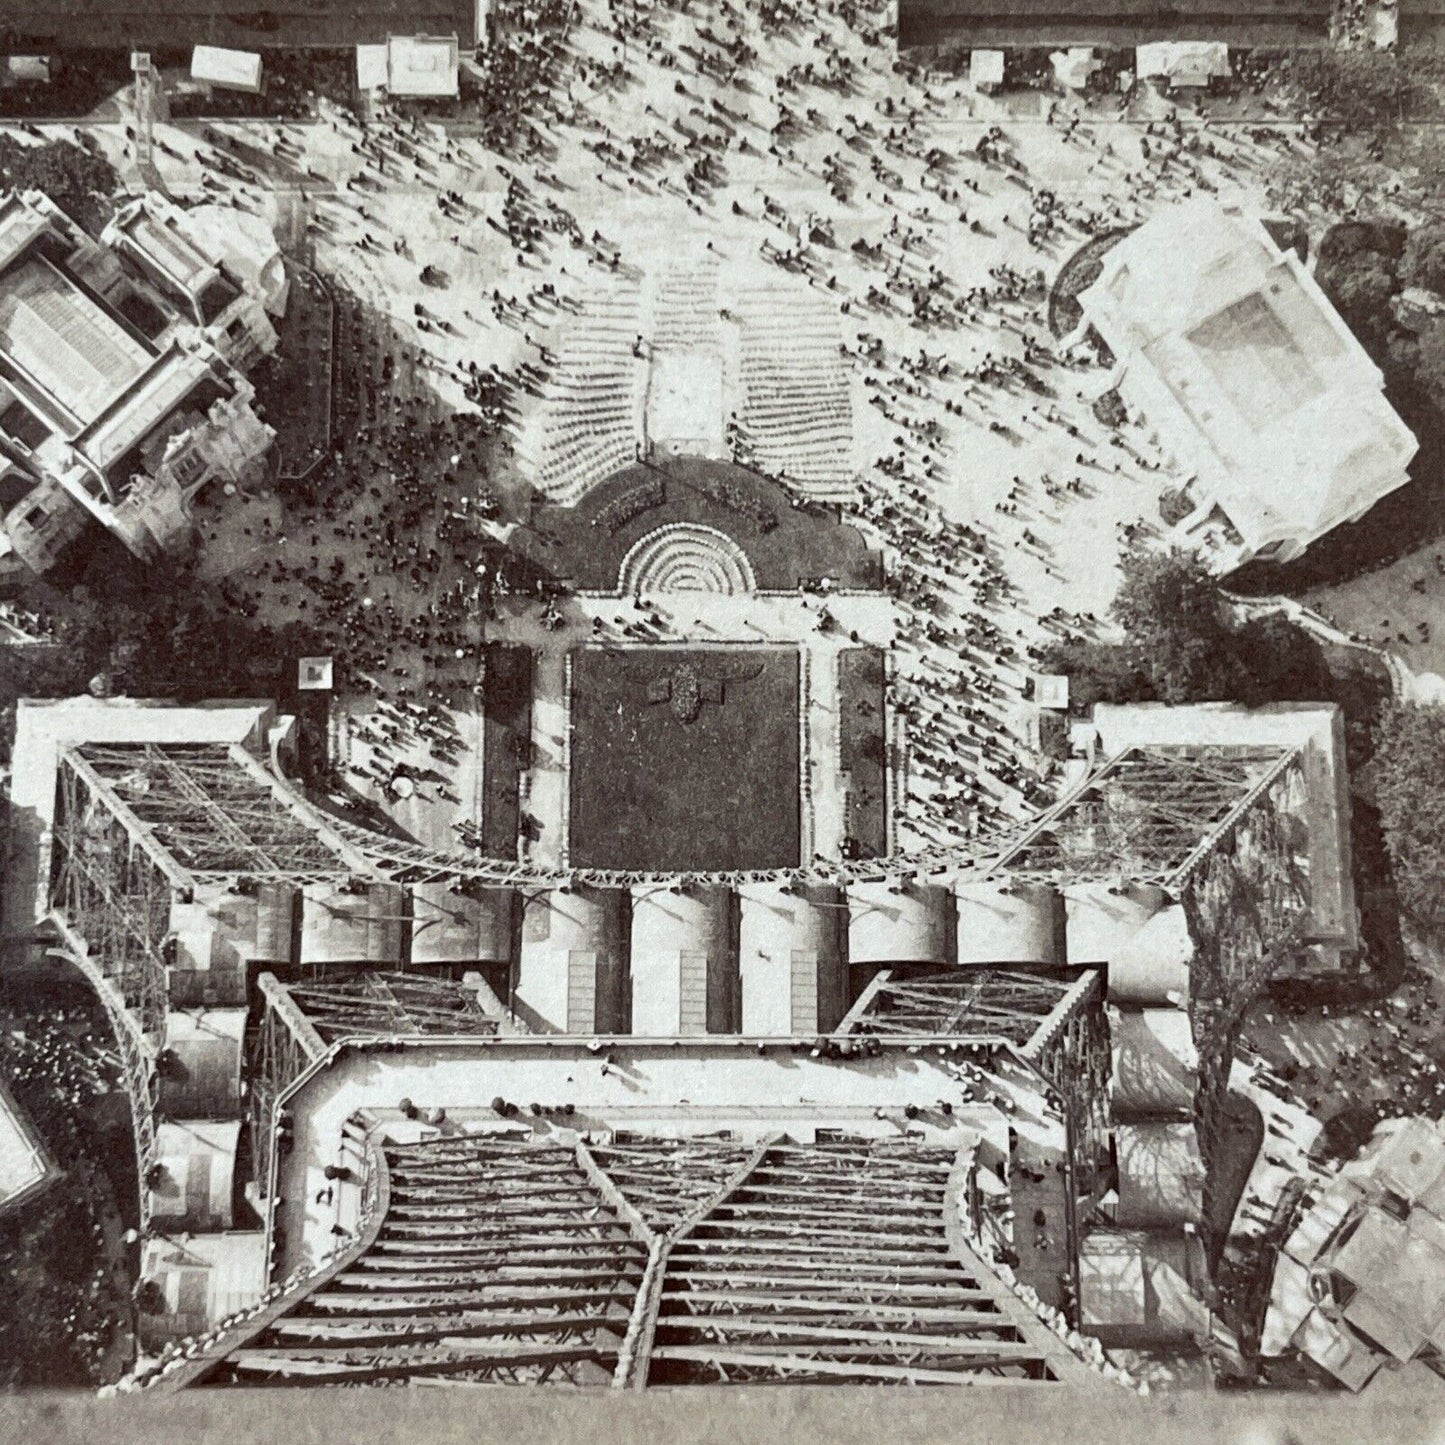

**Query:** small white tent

left=191, top=46, right=263, bottom=95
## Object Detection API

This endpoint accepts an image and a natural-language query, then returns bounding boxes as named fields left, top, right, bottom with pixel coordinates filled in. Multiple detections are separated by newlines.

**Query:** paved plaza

left=31, top=0, right=1317, bottom=869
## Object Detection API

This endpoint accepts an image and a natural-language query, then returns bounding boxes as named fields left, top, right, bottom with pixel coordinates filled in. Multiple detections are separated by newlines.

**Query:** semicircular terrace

left=617, top=523, right=758, bottom=595
left=512, top=456, right=881, bottom=594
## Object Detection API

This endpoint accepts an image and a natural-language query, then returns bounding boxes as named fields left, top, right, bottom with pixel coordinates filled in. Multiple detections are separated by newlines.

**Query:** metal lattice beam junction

left=277, top=972, right=500, bottom=1044
left=171, top=1132, right=1102, bottom=1390
left=991, top=745, right=1300, bottom=887
left=834, top=966, right=1092, bottom=1047
left=65, top=744, right=354, bottom=882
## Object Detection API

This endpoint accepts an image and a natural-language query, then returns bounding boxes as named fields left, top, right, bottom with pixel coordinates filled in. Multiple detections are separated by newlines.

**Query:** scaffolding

left=161, top=1131, right=1103, bottom=1389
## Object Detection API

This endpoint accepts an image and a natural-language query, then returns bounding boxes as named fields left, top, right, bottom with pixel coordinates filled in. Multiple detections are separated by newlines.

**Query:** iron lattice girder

left=642, top=1138, right=1094, bottom=1386
left=840, top=967, right=1088, bottom=1045
left=280, top=972, right=499, bottom=1043
left=995, top=744, right=1299, bottom=884
left=214, top=1139, right=641, bottom=1385
left=250, top=978, right=330, bottom=1194
left=50, top=752, right=172, bottom=1038
left=179, top=1132, right=1099, bottom=1390
left=50, top=735, right=1308, bottom=907
left=322, top=745, right=1301, bottom=893
left=67, top=742, right=352, bottom=881
left=44, top=911, right=159, bottom=1229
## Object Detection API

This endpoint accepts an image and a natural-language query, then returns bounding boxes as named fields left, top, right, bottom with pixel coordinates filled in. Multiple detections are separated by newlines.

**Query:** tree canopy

left=1414, top=316, right=1445, bottom=414
left=1315, top=226, right=1403, bottom=351
left=0, top=572, right=317, bottom=757
left=1042, top=547, right=1331, bottom=711
left=0, top=136, right=118, bottom=234
left=1402, top=222, right=1445, bottom=296
left=1369, top=701, right=1445, bottom=930
left=1271, top=49, right=1414, bottom=133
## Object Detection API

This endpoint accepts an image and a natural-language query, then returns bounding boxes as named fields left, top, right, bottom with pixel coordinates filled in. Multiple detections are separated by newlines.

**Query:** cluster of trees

left=0, top=135, right=118, bottom=234
left=1270, top=48, right=1418, bottom=134
left=0, top=569, right=317, bottom=762
left=1040, top=547, right=1331, bottom=713
left=1369, top=700, right=1445, bottom=932
left=1314, top=218, right=1445, bottom=420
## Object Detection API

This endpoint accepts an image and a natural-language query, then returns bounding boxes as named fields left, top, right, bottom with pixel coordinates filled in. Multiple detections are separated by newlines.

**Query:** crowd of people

left=0, top=1000, right=136, bottom=1386
left=167, top=0, right=1301, bottom=868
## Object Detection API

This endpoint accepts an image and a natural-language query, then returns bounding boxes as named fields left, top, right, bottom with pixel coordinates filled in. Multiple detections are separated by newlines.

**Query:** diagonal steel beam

left=613, top=1134, right=779, bottom=1390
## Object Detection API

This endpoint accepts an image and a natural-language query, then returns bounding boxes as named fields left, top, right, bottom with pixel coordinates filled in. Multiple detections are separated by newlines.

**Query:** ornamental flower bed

left=670, top=663, right=702, bottom=722
left=592, top=477, right=666, bottom=533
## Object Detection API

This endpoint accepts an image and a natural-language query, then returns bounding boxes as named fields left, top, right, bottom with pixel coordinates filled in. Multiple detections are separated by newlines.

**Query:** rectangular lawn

left=838, top=646, right=888, bottom=858
left=568, top=644, right=800, bottom=873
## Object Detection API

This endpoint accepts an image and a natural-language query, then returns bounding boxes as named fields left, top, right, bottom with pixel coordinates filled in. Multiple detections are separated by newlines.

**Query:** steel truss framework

left=837, top=966, right=1112, bottom=1314
left=64, top=743, right=357, bottom=883
left=169, top=1131, right=1102, bottom=1389
left=273, top=971, right=500, bottom=1044
left=50, top=749, right=176, bottom=1041
left=835, top=966, right=1093, bottom=1048
left=43, top=911, right=160, bottom=1228
left=42, top=734, right=1302, bottom=1265
left=250, top=975, right=329, bottom=1195
left=992, top=745, right=1301, bottom=888
left=59, top=736, right=1303, bottom=899
left=247, top=972, right=506, bottom=1188
left=321, top=747, right=1305, bottom=894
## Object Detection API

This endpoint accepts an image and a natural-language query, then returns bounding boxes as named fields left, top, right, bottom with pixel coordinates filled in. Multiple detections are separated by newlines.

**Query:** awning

left=384, top=34, right=460, bottom=98
left=191, top=46, right=263, bottom=94
left=1136, top=42, right=1230, bottom=88
left=355, top=43, right=388, bottom=92
left=970, top=49, right=1004, bottom=89
left=5, top=57, right=50, bottom=84
left=1050, top=48, right=1100, bottom=92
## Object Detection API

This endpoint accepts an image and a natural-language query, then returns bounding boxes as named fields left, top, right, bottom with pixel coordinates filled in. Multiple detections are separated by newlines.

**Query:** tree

left=1112, top=547, right=1254, bottom=704
left=1264, top=149, right=1389, bottom=217
left=1044, top=547, right=1332, bottom=712
left=1272, top=49, right=1414, bottom=133
left=1038, top=638, right=1153, bottom=713
left=1317, top=243, right=1400, bottom=350
left=1232, top=614, right=1333, bottom=707
left=1402, top=222, right=1445, bottom=296
left=1369, top=700, right=1445, bottom=930
left=1158, top=486, right=1193, bottom=527
left=0, top=137, right=118, bottom=234
left=1414, top=316, right=1445, bottom=414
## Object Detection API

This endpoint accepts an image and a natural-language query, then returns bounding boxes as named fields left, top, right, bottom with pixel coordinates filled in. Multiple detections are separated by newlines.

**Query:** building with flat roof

left=1264, top=1116, right=1445, bottom=1390
left=0, top=189, right=277, bottom=574
left=1073, top=203, right=1418, bottom=572
left=357, top=35, right=461, bottom=97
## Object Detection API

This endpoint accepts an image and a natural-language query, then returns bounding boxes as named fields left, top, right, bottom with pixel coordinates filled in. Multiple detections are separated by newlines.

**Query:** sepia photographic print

left=0, top=0, right=1441, bottom=1440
